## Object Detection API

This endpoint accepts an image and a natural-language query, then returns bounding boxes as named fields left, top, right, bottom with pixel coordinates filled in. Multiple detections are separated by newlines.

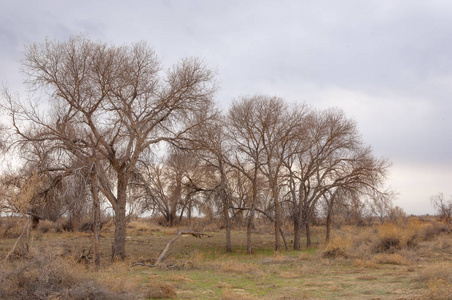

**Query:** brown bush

left=322, top=236, right=352, bottom=258
left=0, top=250, right=130, bottom=300
left=417, top=263, right=452, bottom=300
left=426, top=279, right=452, bottom=300
left=143, top=282, right=177, bottom=299
left=37, top=219, right=57, bottom=234
left=0, top=217, right=25, bottom=238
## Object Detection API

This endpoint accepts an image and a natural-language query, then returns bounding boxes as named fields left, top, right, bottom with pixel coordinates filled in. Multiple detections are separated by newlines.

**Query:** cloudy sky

left=1, top=0, right=451, bottom=215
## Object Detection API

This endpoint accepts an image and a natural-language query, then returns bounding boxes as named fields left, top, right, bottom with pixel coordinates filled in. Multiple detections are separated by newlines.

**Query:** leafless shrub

left=431, top=193, right=452, bottom=224
left=0, top=251, right=129, bottom=300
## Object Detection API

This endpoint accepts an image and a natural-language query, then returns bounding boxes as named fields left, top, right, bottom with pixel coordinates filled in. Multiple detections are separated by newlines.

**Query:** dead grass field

left=1, top=217, right=451, bottom=299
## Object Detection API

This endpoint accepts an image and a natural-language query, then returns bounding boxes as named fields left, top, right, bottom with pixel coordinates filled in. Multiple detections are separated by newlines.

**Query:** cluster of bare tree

left=0, top=36, right=393, bottom=262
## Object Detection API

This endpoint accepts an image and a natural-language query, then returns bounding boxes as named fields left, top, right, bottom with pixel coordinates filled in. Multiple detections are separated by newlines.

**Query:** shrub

left=426, top=279, right=452, bottom=300
left=417, top=262, right=452, bottom=300
left=0, top=250, right=128, bottom=300
left=0, top=217, right=25, bottom=238
left=37, top=219, right=56, bottom=234
left=322, top=236, right=352, bottom=258
left=143, top=282, right=177, bottom=299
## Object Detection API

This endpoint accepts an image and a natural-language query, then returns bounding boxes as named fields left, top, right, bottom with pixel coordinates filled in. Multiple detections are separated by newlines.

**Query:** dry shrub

left=417, top=263, right=452, bottom=284
left=415, top=263, right=452, bottom=299
left=0, top=217, right=25, bottom=238
left=184, top=250, right=205, bottom=269
left=372, top=253, right=410, bottom=265
left=0, top=251, right=127, bottom=300
left=321, top=218, right=445, bottom=260
left=373, top=223, right=406, bottom=252
left=221, top=288, right=257, bottom=300
left=298, top=252, right=311, bottom=261
left=353, top=258, right=378, bottom=269
left=426, top=279, right=452, bottom=300
left=221, top=261, right=259, bottom=274
left=127, top=220, right=152, bottom=233
left=37, top=219, right=57, bottom=234
left=322, top=236, right=352, bottom=258
left=143, top=282, right=177, bottom=299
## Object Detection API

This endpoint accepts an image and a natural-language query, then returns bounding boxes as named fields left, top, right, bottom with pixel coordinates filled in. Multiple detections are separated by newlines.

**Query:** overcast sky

left=1, top=0, right=451, bottom=215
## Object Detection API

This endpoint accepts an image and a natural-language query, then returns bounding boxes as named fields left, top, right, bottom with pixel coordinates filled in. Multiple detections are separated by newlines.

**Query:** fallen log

left=131, top=230, right=211, bottom=268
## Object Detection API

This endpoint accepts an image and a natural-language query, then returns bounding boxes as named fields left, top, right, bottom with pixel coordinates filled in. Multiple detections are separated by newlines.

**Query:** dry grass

left=0, top=248, right=129, bottom=300
left=353, top=258, right=379, bottom=269
left=426, top=279, right=452, bottom=300
left=221, top=288, right=257, bottom=300
left=143, top=282, right=177, bottom=299
left=0, top=217, right=450, bottom=299
left=372, top=253, right=410, bottom=265
left=220, top=260, right=260, bottom=274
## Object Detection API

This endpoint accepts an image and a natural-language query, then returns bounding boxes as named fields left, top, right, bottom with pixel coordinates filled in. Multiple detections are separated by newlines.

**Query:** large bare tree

left=3, top=36, right=217, bottom=260
left=226, top=96, right=267, bottom=254
left=286, top=108, right=391, bottom=249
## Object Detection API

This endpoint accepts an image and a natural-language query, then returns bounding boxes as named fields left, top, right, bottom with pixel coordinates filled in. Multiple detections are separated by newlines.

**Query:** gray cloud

left=1, top=0, right=451, bottom=214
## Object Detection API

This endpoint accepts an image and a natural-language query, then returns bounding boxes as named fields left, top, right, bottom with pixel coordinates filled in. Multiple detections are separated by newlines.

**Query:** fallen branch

left=131, top=230, right=211, bottom=268
left=156, top=230, right=211, bottom=265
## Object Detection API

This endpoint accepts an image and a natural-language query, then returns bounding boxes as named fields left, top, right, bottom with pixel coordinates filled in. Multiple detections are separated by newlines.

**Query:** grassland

left=1, top=217, right=451, bottom=299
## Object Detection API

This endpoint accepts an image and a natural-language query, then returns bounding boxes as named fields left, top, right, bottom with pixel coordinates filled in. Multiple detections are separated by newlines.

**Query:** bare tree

left=3, top=35, right=216, bottom=260
left=226, top=96, right=267, bottom=254
left=431, top=193, right=452, bottom=224
left=285, top=108, right=391, bottom=248
left=250, top=96, right=307, bottom=251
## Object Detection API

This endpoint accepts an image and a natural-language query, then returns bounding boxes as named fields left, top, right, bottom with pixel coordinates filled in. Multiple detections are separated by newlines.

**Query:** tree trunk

left=188, top=200, right=192, bottom=226
left=325, top=203, right=333, bottom=243
left=293, top=215, right=301, bottom=250
left=274, top=185, right=281, bottom=251
left=306, top=219, right=311, bottom=248
left=31, top=214, right=40, bottom=229
left=220, top=162, right=232, bottom=253
left=247, top=204, right=255, bottom=254
left=72, top=211, right=80, bottom=232
left=112, top=177, right=127, bottom=260
left=91, top=172, right=101, bottom=269
left=224, top=198, right=232, bottom=253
